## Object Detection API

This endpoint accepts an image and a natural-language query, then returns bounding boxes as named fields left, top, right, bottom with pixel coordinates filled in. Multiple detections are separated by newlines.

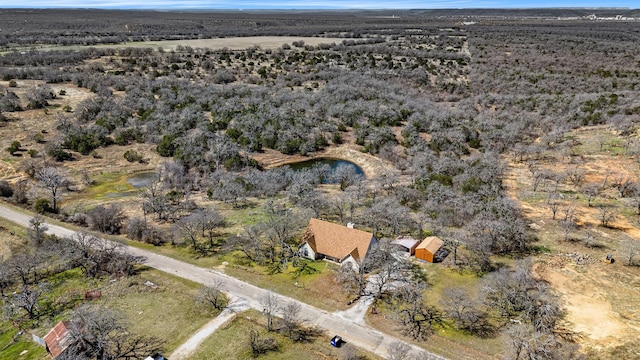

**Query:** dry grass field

left=504, top=127, right=640, bottom=359
left=14, top=36, right=348, bottom=54
left=2, top=22, right=639, bottom=359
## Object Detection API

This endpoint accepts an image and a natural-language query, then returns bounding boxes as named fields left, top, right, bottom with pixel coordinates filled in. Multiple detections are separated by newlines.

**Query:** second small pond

left=126, top=172, right=159, bottom=188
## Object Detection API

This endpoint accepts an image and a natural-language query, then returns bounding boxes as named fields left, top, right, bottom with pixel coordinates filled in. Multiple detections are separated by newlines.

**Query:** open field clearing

left=8, top=36, right=348, bottom=53
left=504, top=126, right=640, bottom=359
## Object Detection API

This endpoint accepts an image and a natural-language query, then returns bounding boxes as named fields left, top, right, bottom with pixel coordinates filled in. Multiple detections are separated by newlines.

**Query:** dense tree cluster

left=0, top=219, right=141, bottom=324
left=8, top=12, right=636, bottom=276
left=4, top=10, right=640, bottom=358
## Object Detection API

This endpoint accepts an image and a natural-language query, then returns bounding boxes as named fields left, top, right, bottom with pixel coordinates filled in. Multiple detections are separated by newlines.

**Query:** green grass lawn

left=0, top=323, right=47, bottom=360
left=101, top=268, right=222, bottom=353
left=190, top=309, right=380, bottom=360
left=0, top=261, right=221, bottom=359
left=223, top=258, right=351, bottom=311
left=123, top=239, right=351, bottom=312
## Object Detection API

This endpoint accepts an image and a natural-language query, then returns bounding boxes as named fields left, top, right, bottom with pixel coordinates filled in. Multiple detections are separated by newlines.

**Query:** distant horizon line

left=1, top=6, right=636, bottom=10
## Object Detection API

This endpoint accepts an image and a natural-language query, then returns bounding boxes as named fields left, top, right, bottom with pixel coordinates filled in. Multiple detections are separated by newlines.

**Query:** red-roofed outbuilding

left=44, top=321, right=75, bottom=358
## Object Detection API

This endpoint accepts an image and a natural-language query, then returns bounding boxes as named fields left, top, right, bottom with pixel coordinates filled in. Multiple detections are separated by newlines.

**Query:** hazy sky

left=2, top=0, right=637, bottom=9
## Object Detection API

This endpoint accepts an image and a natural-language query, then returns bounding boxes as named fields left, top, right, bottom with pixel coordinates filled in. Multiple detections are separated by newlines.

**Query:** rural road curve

left=0, top=203, right=446, bottom=360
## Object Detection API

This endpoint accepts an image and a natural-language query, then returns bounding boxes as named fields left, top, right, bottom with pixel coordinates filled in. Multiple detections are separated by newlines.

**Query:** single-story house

left=44, top=321, right=75, bottom=359
left=299, top=218, right=377, bottom=271
left=415, top=236, right=444, bottom=263
left=392, top=236, right=420, bottom=255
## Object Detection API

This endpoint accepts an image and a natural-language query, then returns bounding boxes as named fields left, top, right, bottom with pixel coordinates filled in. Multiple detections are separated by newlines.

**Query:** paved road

left=0, top=203, right=445, bottom=360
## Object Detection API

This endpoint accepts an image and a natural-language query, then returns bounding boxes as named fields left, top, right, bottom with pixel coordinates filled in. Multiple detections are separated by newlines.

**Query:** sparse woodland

left=1, top=9, right=640, bottom=360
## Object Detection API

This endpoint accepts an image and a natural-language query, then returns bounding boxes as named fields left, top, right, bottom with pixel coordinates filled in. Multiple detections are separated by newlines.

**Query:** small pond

left=126, top=172, right=159, bottom=188
left=285, top=158, right=364, bottom=183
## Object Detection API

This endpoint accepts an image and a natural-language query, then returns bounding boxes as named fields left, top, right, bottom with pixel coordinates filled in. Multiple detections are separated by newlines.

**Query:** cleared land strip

left=0, top=203, right=445, bottom=360
left=16, top=36, right=348, bottom=53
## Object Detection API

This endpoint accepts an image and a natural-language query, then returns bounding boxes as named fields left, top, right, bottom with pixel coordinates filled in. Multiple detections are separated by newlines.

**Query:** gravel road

left=0, top=203, right=446, bottom=360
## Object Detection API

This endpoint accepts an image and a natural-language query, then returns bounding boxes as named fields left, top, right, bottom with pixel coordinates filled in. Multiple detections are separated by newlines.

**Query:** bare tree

left=280, top=301, right=302, bottom=339
left=613, top=177, right=638, bottom=198
left=392, top=281, right=442, bottom=340
left=365, top=239, right=413, bottom=312
left=260, top=291, right=280, bottom=332
left=565, top=166, right=585, bottom=190
left=332, top=163, right=362, bottom=191
left=580, top=182, right=600, bottom=207
left=443, top=237, right=462, bottom=267
left=28, top=214, right=49, bottom=246
left=547, top=193, right=561, bottom=220
left=206, top=134, right=239, bottom=171
left=330, top=193, right=352, bottom=224
left=365, top=197, right=414, bottom=238
left=175, top=212, right=205, bottom=254
left=25, top=84, right=54, bottom=109
left=208, top=171, right=247, bottom=208
left=175, top=207, right=225, bottom=255
left=65, top=304, right=162, bottom=360
left=505, top=323, right=532, bottom=360
left=35, top=166, right=68, bottom=212
left=247, top=324, right=278, bottom=357
left=529, top=165, right=545, bottom=192
left=482, top=265, right=533, bottom=318
left=441, top=287, right=474, bottom=331
left=561, top=204, right=577, bottom=241
left=600, top=166, right=615, bottom=190
left=68, top=232, right=140, bottom=278
left=225, top=225, right=264, bottom=263
left=441, top=286, right=492, bottom=336
left=387, top=341, right=412, bottom=360
left=583, top=226, right=600, bottom=248
left=12, top=179, right=29, bottom=204
left=197, top=208, right=225, bottom=248
left=550, top=171, right=565, bottom=192
left=199, top=280, right=227, bottom=310
left=11, top=283, right=49, bottom=319
left=260, top=200, right=306, bottom=269
left=598, top=206, right=617, bottom=228
left=621, top=237, right=639, bottom=266
left=337, top=261, right=367, bottom=300
left=141, top=181, right=176, bottom=222
left=88, top=203, right=127, bottom=234
left=7, top=252, right=42, bottom=286
left=596, top=133, right=609, bottom=151
left=504, top=323, right=575, bottom=360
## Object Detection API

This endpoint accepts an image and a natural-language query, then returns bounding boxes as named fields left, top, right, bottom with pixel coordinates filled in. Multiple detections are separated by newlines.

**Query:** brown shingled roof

left=44, top=321, right=75, bottom=358
left=304, top=218, right=374, bottom=263
left=416, top=236, right=444, bottom=254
